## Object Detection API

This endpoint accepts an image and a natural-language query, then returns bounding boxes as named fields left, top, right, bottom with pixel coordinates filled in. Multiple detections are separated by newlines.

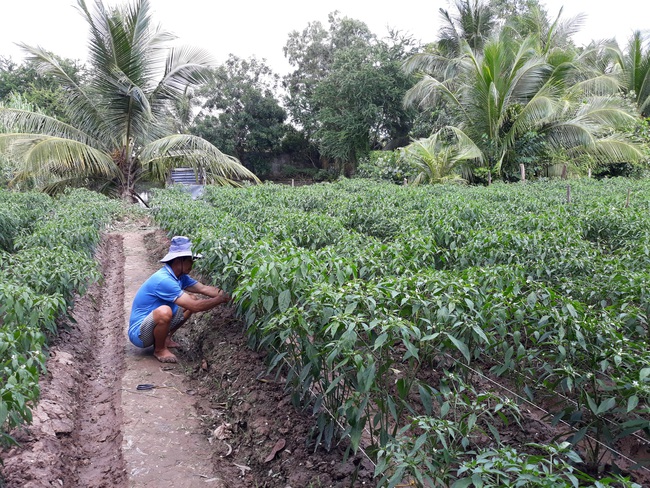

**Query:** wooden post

left=403, top=178, right=408, bottom=186
left=487, top=171, right=492, bottom=186
left=626, top=188, right=631, bottom=208
left=291, top=179, right=295, bottom=187
left=566, top=184, right=571, bottom=204
left=561, top=163, right=568, bottom=180
left=588, top=168, right=592, bottom=178
left=520, top=164, right=526, bottom=183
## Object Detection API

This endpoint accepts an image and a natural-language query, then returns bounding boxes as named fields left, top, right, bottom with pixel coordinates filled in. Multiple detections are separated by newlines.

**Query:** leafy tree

left=0, top=56, right=85, bottom=123
left=0, top=0, right=256, bottom=199
left=313, top=32, right=418, bottom=173
left=283, top=12, right=375, bottom=140
left=191, top=55, right=287, bottom=175
left=284, top=13, right=419, bottom=173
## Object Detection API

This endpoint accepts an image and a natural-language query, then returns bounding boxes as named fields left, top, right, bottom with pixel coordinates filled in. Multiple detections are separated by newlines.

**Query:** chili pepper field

left=151, top=178, right=650, bottom=487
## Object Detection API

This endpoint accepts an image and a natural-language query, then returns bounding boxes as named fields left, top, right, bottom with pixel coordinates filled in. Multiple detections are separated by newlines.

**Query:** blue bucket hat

left=160, top=236, right=203, bottom=262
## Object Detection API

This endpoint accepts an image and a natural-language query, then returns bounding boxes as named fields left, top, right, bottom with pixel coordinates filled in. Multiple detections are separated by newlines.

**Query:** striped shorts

left=139, top=308, right=185, bottom=347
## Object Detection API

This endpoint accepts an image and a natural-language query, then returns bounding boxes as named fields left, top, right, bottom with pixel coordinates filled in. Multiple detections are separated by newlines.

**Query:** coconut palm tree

left=404, top=31, right=643, bottom=179
left=437, top=0, right=497, bottom=56
left=616, top=31, right=650, bottom=118
left=402, top=126, right=482, bottom=184
left=0, top=0, right=258, bottom=200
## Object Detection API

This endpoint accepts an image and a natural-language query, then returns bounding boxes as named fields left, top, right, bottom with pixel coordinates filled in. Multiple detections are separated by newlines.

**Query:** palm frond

left=570, top=74, right=621, bottom=97
left=140, top=135, right=260, bottom=184
left=571, top=96, right=637, bottom=127
left=1, top=134, right=120, bottom=181
left=402, top=52, right=457, bottom=77
left=403, top=75, right=462, bottom=113
left=17, top=43, right=111, bottom=139
left=505, top=94, right=555, bottom=147
left=506, top=55, right=550, bottom=101
left=155, top=46, right=215, bottom=99
left=0, top=109, right=103, bottom=148
left=568, top=136, right=644, bottom=164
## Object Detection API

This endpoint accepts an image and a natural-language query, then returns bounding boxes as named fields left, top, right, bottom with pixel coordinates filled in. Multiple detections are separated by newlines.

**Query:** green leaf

left=526, top=291, right=537, bottom=307
left=418, top=384, right=433, bottom=415
left=640, top=368, right=650, bottom=381
left=402, top=339, right=420, bottom=361
left=373, top=332, right=388, bottom=350
left=0, top=401, right=8, bottom=427
left=441, top=401, right=450, bottom=418
left=586, top=393, right=598, bottom=415
left=263, top=295, right=274, bottom=313
left=487, top=422, right=501, bottom=445
left=325, top=375, right=344, bottom=394
left=569, top=426, right=588, bottom=444
left=627, top=395, right=639, bottom=413
left=452, top=478, right=473, bottom=488
left=446, top=333, right=470, bottom=362
left=396, top=378, right=409, bottom=399
left=596, top=397, right=616, bottom=415
left=413, top=433, right=428, bottom=452
left=344, top=301, right=357, bottom=315
left=566, top=303, right=577, bottom=318
left=278, top=289, right=291, bottom=313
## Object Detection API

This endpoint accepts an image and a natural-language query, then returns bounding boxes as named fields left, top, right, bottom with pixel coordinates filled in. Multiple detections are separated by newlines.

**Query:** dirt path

left=120, top=230, right=222, bottom=487
left=1, top=228, right=224, bottom=487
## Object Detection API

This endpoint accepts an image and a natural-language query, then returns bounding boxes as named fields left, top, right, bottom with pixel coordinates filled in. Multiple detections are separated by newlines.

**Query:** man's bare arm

left=185, top=282, right=229, bottom=299
left=174, top=289, right=229, bottom=313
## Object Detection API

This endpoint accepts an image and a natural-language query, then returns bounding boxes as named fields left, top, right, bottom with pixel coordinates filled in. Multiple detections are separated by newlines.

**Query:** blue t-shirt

left=128, top=264, right=197, bottom=347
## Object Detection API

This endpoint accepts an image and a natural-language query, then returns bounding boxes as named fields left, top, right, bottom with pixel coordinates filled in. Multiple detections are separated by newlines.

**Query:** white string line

left=265, top=337, right=649, bottom=477
left=482, top=351, right=650, bottom=450
left=443, top=352, right=650, bottom=475
left=265, top=342, right=377, bottom=469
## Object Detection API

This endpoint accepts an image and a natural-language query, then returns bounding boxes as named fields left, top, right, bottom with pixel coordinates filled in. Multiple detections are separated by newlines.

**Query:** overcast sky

left=1, top=0, right=648, bottom=75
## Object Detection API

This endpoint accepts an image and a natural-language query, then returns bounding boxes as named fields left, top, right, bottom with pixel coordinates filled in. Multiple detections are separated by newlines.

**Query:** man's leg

left=165, top=308, right=193, bottom=349
left=151, top=306, right=177, bottom=363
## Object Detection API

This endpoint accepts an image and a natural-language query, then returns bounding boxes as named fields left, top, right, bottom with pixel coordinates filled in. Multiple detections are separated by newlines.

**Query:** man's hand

left=216, top=289, right=231, bottom=305
left=186, top=282, right=229, bottom=300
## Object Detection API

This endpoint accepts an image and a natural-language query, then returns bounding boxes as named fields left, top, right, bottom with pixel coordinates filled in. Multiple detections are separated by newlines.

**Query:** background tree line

left=1, top=0, right=649, bottom=191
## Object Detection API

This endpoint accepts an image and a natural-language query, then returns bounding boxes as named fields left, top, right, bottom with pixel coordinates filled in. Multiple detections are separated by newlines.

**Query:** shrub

left=356, top=150, right=417, bottom=183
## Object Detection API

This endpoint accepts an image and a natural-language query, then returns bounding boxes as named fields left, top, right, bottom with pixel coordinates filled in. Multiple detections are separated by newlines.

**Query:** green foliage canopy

left=191, top=55, right=287, bottom=175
